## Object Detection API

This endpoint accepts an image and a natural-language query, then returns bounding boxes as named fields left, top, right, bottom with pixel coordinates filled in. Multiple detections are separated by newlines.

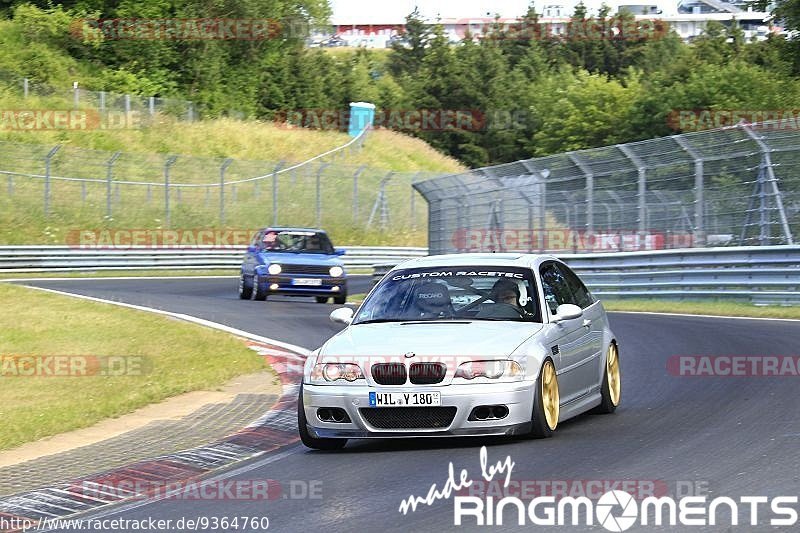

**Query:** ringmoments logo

left=453, top=490, right=799, bottom=528
left=397, top=447, right=799, bottom=529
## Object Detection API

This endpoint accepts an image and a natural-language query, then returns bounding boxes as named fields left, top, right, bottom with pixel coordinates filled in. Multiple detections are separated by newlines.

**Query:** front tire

left=297, top=385, right=348, bottom=450
left=594, top=342, right=621, bottom=414
left=315, top=296, right=329, bottom=304
left=238, top=274, right=253, bottom=300
left=333, top=294, right=347, bottom=305
left=529, top=359, right=560, bottom=438
left=251, top=274, right=267, bottom=301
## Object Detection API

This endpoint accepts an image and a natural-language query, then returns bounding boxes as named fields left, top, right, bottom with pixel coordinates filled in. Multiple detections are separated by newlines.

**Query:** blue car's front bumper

left=257, top=274, right=347, bottom=297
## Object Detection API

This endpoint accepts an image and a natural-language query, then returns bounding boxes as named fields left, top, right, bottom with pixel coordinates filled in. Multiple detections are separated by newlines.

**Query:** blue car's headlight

left=267, top=264, right=281, bottom=275
left=329, top=266, right=344, bottom=277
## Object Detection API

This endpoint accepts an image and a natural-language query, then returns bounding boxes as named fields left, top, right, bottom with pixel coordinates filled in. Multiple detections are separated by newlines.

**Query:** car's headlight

left=310, top=363, right=364, bottom=384
left=329, top=266, right=344, bottom=277
left=267, top=264, right=281, bottom=275
left=453, top=360, right=524, bottom=382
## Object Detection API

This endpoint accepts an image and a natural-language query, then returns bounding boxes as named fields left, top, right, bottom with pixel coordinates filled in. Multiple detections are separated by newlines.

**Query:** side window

left=250, top=230, right=264, bottom=249
left=539, top=263, right=577, bottom=314
left=557, top=263, right=595, bottom=309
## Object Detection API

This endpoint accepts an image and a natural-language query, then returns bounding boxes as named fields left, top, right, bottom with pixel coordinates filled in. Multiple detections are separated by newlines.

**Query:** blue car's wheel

left=251, top=274, right=267, bottom=301
left=238, top=274, right=253, bottom=300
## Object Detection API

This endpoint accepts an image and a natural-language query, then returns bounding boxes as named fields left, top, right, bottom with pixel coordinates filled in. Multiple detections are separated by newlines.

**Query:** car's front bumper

left=302, top=381, right=536, bottom=438
left=259, top=276, right=347, bottom=297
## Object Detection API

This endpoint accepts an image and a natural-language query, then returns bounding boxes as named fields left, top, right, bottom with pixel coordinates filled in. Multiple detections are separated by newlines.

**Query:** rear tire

left=594, top=342, right=621, bottom=414
left=529, top=359, right=559, bottom=438
left=297, top=385, right=348, bottom=450
left=315, top=296, right=329, bottom=304
left=251, top=274, right=267, bottom=301
left=238, top=274, right=253, bottom=300
left=333, top=294, right=347, bottom=305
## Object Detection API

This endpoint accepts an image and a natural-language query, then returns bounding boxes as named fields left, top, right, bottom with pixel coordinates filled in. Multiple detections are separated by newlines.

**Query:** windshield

left=258, top=230, right=334, bottom=254
left=353, top=266, right=541, bottom=324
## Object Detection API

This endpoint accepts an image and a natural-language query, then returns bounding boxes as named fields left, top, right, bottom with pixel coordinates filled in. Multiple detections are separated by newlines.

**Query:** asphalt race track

left=18, top=277, right=800, bottom=532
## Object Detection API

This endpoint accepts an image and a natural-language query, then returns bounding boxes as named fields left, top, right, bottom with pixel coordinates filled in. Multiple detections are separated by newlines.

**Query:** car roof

left=261, top=227, right=327, bottom=234
left=394, top=253, right=561, bottom=270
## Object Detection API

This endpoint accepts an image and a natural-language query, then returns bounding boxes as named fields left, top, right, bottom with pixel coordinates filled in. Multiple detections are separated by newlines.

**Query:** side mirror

left=335, top=248, right=346, bottom=256
left=330, top=307, right=354, bottom=325
left=552, top=304, right=583, bottom=323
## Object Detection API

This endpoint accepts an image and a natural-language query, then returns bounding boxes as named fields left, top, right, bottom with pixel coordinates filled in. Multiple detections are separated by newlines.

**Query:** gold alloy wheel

left=607, top=343, right=621, bottom=406
left=541, top=360, right=560, bottom=430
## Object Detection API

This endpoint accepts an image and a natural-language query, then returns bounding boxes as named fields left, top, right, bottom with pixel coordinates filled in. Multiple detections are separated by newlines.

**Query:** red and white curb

left=0, top=290, right=309, bottom=532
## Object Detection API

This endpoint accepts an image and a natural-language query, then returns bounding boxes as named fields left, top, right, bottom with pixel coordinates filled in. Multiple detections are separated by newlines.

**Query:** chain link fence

left=0, top=136, right=438, bottom=243
left=414, top=122, right=800, bottom=255
left=0, top=69, right=197, bottom=121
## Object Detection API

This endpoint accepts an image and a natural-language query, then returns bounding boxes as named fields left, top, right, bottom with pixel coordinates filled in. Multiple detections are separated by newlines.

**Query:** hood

left=258, top=251, right=341, bottom=266
left=321, top=321, right=543, bottom=359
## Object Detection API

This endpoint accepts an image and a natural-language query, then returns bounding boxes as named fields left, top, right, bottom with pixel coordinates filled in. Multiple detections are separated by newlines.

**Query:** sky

left=327, top=0, right=670, bottom=24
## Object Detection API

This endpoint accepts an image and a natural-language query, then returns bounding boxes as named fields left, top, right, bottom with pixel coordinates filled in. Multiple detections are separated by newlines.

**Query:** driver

left=490, top=279, right=522, bottom=311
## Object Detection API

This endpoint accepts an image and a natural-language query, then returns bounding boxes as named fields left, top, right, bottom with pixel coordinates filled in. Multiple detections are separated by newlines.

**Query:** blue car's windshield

left=354, top=266, right=541, bottom=324
left=259, top=231, right=334, bottom=254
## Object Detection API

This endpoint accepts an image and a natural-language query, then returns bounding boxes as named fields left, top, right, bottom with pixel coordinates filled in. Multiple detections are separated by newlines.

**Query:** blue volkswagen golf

left=238, top=227, right=347, bottom=304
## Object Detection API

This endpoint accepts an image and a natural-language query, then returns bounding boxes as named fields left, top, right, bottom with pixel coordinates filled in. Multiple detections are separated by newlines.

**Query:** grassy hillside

left=0, top=95, right=464, bottom=246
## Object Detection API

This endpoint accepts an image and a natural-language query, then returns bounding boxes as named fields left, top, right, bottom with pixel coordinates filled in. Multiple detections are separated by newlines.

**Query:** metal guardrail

left=0, top=246, right=428, bottom=273
left=371, top=246, right=800, bottom=305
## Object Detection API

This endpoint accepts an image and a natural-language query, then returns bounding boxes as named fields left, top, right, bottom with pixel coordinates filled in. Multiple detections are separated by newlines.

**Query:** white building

left=326, top=1, right=775, bottom=46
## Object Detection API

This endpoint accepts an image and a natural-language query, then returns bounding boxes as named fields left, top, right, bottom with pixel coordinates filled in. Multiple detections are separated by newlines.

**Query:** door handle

left=582, top=319, right=592, bottom=328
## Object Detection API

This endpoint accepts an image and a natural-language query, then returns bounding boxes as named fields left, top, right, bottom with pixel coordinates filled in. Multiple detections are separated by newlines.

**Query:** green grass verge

left=0, top=270, right=240, bottom=279
left=602, top=299, right=800, bottom=320
left=0, top=268, right=372, bottom=279
left=0, top=283, right=271, bottom=450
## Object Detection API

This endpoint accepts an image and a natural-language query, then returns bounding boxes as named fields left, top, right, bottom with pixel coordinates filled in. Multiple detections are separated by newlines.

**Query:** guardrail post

left=7, top=175, right=13, bottom=197
left=316, top=162, right=330, bottom=227
left=23, top=78, right=28, bottom=99
left=187, top=102, right=194, bottom=122
left=148, top=97, right=155, bottom=116
left=164, top=156, right=177, bottom=227
left=367, top=172, right=394, bottom=230
left=353, top=165, right=366, bottom=223
left=43, top=145, right=61, bottom=218
left=569, top=154, right=594, bottom=237
left=106, top=152, right=121, bottom=218
left=99, top=91, right=106, bottom=113
left=410, top=172, right=422, bottom=229
left=219, top=158, right=233, bottom=225
left=271, top=161, right=285, bottom=226
left=673, top=135, right=705, bottom=247
left=740, top=124, right=794, bottom=245
left=124, top=94, right=131, bottom=115
left=618, top=145, right=647, bottom=250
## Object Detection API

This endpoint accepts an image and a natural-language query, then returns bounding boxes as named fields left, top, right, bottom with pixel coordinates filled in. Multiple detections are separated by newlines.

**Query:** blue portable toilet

left=348, top=102, right=376, bottom=137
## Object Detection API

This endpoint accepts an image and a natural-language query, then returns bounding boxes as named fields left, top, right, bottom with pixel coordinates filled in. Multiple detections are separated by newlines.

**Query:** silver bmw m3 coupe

left=298, top=253, right=621, bottom=450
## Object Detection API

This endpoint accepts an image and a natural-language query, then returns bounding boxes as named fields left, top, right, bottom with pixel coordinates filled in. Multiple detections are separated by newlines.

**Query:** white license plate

left=368, top=391, right=441, bottom=407
left=291, top=278, right=322, bottom=286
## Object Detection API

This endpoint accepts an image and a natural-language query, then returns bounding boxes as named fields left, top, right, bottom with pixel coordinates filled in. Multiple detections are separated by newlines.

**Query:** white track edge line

left=21, top=285, right=312, bottom=355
